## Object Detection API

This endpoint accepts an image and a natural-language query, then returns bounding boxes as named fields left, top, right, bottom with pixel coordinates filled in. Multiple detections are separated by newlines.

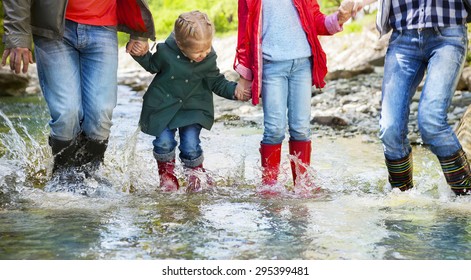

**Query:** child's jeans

left=261, top=57, right=312, bottom=144
left=152, top=124, right=204, bottom=168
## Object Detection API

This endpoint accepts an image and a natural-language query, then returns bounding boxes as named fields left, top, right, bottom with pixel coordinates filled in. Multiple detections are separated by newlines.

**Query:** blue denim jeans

left=34, top=20, right=118, bottom=141
left=261, top=57, right=312, bottom=144
left=152, top=124, right=204, bottom=168
left=380, top=26, right=467, bottom=160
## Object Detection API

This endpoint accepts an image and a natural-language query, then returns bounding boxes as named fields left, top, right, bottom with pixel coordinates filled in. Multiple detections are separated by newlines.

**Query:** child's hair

left=174, top=10, right=215, bottom=49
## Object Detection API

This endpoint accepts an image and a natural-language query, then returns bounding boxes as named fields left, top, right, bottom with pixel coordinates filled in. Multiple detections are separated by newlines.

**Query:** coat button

left=185, top=79, right=188, bottom=83
left=171, top=76, right=174, bottom=79
left=179, top=100, right=182, bottom=102
left=177, top=55, right=180, bottom=59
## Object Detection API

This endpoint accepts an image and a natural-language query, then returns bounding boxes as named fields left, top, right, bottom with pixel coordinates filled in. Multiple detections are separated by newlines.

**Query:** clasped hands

left=235, top=77, right=252, bottom=102
left=338, top=0, right=365, bottom=25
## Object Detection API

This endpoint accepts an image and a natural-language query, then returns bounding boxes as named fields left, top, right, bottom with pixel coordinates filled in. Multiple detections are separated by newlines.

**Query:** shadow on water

left=1, top=86, right=471, bottom=260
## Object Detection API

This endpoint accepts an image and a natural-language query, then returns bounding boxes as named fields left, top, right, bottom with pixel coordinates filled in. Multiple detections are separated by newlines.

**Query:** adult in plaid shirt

left=363, top=0, right=471, bottom=195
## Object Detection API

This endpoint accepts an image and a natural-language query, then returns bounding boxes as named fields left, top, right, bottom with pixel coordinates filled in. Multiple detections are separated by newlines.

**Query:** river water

left=1, top=86, right=471, bottom=260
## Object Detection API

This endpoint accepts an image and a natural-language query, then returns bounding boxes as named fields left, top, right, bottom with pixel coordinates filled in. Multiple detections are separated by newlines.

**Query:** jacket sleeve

left=132, top=50, right=160, bottom=74
left=311, top=0, right=342, bottom=35
left=233, top=0, right=253, bottom=81
left=117, top=0, right=156, bottom=41
left=207, top=55, right=237, bottom=100
left=2, top=0, right=33, bottom=49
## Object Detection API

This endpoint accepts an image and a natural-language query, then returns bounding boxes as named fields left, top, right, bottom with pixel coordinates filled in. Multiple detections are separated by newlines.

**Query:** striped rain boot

left=438, top=149, right=471, bottom=195
left=385, top=153, right=413, bottom=191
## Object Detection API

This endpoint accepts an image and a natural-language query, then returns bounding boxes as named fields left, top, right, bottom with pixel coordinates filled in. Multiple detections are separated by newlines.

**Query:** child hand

left=235, top=77, right=252, bottom=101
left=126, top=39, right=149, bottom=56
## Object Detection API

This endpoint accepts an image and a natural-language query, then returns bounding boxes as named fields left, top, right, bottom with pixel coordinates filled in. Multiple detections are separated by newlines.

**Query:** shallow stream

left=1, top=86, right=470, bottom=260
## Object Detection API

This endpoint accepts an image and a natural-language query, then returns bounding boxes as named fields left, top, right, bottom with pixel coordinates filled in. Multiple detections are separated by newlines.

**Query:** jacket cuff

left=325, top=12, right=344, bottom=34
left=4, top=34, right=32, bottom=50
left=234, top=63, right=253, bottom=81
left=129, top=35, right=150, bottom=41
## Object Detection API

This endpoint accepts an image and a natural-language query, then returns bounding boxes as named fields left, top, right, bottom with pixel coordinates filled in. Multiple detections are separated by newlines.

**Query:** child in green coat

left=131, top=11, right=250, bottom=192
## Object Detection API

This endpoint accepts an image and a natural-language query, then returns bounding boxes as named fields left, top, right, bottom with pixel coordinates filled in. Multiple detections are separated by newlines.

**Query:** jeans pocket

left=437, top=25, right=466, bottom=39
left=388, top=30, right=402, bottom=45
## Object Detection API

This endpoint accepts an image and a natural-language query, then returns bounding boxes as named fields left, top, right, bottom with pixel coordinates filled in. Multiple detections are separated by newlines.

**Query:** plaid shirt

left=390, top=0, right=468, bottom=30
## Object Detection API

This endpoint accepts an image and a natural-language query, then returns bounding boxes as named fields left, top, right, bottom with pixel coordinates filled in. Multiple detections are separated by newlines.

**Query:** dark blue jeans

left=152, top=124, right=204, bottom=168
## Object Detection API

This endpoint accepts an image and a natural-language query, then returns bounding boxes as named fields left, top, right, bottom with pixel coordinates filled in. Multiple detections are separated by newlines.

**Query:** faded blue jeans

left=261, top=57, right=312, bottom=144
left=152, top=124, right=204, bottom=168
left=34, top=20, right=118, bottom=141
left=380, top=26, right=468, bottom=160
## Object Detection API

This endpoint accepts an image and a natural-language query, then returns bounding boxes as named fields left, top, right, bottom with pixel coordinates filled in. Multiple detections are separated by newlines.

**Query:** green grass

left=342, top=12, right=377, bottom=34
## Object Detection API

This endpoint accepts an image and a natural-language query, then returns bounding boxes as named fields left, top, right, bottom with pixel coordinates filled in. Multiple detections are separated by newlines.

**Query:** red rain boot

left=186, top=164, right=205, bottom=193
left=289, top=140, right=312, bottom=187
left=157, top=159, right=180, bottom=191
left=260, top=143, right=282, bottom=186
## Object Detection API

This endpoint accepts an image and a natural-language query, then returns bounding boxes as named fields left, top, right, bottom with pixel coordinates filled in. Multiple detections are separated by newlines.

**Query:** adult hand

left=338, top=1, right=354, bottom=25
left=126, top=39, right=149, bottom=56
left=351, top=0, right=366, bottom=17
left=1, top=47, right=33, bottom=74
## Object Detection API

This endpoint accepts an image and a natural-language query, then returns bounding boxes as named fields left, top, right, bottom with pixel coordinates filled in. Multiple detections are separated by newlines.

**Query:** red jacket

left=234, top=0, right=339, bottom=105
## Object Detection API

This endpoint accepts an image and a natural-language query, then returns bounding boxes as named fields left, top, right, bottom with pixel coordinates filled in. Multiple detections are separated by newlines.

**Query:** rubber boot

left=157, top=159, right=180, bottom=192
left=438, top=149, right=471, bottom=195
left=47, top=136, right=86, bottom=194
left=186, top=164, right=205, bottom=193
left=289, top=140, right=312, bottom=186
left=49, top=136, right=80, bottom=174
left=76, top=137, right=108, bottom=174
left=385, top=153, right=414, bottom=191
left=260, top=143, right=282, bottom=186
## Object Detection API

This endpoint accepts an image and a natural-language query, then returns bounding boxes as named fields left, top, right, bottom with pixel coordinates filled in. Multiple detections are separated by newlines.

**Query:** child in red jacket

left=234, top=0, right=361, bottom=193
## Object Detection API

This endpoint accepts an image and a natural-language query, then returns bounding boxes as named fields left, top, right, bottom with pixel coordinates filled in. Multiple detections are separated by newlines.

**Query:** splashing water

left=1, top=87, right=471, bottom=260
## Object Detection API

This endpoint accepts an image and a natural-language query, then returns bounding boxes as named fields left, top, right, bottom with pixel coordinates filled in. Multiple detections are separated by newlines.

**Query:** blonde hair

left=174, top=10, right=214, bottom=49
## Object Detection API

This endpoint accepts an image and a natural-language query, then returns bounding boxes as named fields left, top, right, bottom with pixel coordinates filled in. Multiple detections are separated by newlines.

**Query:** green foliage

left=0, top=1, right=4, bottom=55
left=342, top=12, right=377, bottom=34
left=147, top=0, right=237, bottom=40
left=319, top=0, right=342, bottom=13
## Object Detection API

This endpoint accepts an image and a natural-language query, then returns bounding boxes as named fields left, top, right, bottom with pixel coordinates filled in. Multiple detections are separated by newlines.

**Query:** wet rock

left=0, top=69, right=29, bottom=97
left=325, top=64, right=374, bottom=81
left=311, top=116, right=349, bottom=127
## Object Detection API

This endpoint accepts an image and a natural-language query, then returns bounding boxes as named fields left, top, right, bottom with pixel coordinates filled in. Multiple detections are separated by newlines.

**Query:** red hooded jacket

left=234, top=0, right=340, bottom=105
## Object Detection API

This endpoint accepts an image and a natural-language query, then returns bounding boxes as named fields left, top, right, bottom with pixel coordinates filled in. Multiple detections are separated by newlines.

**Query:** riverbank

left=117, top=31, right=471, bottom=145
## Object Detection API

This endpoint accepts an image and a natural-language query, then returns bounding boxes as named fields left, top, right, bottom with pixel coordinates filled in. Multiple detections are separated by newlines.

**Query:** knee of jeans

left=418, top=112, right=448, bottom=139
left=379, top=122, right=402, bottom=144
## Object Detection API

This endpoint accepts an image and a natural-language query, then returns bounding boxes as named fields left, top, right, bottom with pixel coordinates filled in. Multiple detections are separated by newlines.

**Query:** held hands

left=1, top=48, right=34, bottom=74
left=338, top=0, right=365, bottom=25
left=126, top=39, right=149, bottom=56
left=235, top=77, right=252, bottom=101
